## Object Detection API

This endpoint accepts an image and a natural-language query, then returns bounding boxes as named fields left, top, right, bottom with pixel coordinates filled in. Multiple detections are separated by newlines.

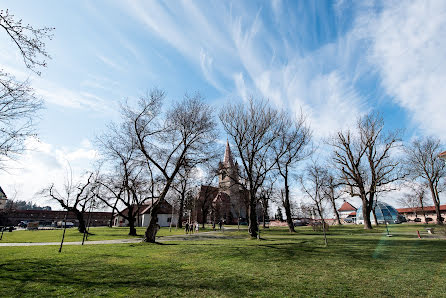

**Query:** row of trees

left=43, top=95, right=446, bottom=241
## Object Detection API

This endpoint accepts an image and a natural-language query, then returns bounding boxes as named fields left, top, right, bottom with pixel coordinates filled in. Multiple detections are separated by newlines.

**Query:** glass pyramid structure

left=356, top=201, right=402, bottom=224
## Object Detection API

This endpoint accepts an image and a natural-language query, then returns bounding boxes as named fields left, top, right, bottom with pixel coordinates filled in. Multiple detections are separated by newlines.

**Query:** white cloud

left=0, top=137, right=99, bottom=209
left=97, top=54, right=126, bottom=73
left=362, top=0, right=446, bottom=139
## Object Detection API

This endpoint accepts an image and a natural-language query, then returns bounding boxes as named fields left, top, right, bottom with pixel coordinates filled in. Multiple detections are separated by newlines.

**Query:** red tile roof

left=338, top=201, right=357, bottom=212
left=348, top=211, right=356, bottom=216
left=439, top=151, right=446, bottom=159
left=397, top=205, right=446, bottom=213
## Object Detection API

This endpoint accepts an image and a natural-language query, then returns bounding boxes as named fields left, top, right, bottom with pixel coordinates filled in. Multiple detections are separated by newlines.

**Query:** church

left=195, top=141, right=248, bottom=225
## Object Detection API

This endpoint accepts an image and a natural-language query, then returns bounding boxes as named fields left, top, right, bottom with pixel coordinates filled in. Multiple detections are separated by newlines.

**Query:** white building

left=338, top=201, right=357, bottom=221
left=114, top=200, right=177, bottom=228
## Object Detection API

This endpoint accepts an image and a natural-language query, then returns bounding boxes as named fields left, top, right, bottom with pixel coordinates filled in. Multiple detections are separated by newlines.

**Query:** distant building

left=338, top=201, right=357, bottom=221
left=114, top=200, right=177, bottom=228
left=397, top=205, right=446, bottom=223
left=0, top=210, right=112, bottom=227
left=0, top=186, right=7, bottom=210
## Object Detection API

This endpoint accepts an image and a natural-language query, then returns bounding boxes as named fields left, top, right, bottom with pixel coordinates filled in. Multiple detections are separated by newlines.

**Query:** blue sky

left=1, top=0, right=445, bottom=208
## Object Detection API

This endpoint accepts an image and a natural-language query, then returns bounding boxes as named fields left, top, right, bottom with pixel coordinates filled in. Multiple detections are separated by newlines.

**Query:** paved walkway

left=0, top=229, right=241, bottom=247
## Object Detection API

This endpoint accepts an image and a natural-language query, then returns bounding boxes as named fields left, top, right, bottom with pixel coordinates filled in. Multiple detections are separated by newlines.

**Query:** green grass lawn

left=0, top=226, right=214, bottom=243
left=1, top=224, right=445, bottom=297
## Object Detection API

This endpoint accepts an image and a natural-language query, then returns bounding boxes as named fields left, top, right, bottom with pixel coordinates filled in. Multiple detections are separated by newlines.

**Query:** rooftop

left=338, top=201, right=357, bottom=212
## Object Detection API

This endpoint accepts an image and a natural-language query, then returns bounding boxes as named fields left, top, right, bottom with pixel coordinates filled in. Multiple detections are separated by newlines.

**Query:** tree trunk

left=316, top=202, right=327, bottom=246
left=331, top=199, right=342, bottom=225
left=73, top=209, right=87, bottom=234
left=429, top=183, right=443, bottom=225
left=201, top=207, right=208, bottom=229
left=248, top=191, right=258, bottom=238
left=330, top=187, right=342, bottom=225
left=371, top=208, right=379, bottom=226
left=362, top=199, right=373, bottom=229
left=283, top=178, right=296, bottom=233
left=145, top=204, right=159, bottom=243
left=177, top=194, right=185, bottom=229
left=128, top=218, right=137, bottom=236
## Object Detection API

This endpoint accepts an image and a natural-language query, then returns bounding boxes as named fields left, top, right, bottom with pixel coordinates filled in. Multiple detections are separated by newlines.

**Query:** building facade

left=338, top=201, right=357, bottom=221
left=114, top=200, right=177, bottom=228
left=397, top=205, right=446, bottom=223
left=196, top=141, right=247, bottom=225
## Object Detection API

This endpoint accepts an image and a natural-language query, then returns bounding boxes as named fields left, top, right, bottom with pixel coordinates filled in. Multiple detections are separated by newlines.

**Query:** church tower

left=218, top=140, right=239, bottom=193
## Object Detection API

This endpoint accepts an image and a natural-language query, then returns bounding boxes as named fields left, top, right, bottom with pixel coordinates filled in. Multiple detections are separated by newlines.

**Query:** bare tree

left=398, top=183, right=430, bottom=222
left=126, top=91, right=217, bottom=242
left=42, top=172, right=95, bottom=234
left=322, top=172, right=342, bottom=225
left=258, top=181, right=275, bottom=229
left=300, top=162, right=328, bottom=246
left=95, top=124, right=151, bottom=236
left=404, top=137, right=445, bottom=224
left=0, top=9, right=53, bottom=168
left=273, top=111, right=311, bottom=232
left=0, top=9, right=53, bottom=73
left=220, top=97, right=284, bottom=238
left=330, top=113, right=404, bottom=229
left=172, top=162, right=197, bottom=229
left=196, top=164, right=219, bottom=228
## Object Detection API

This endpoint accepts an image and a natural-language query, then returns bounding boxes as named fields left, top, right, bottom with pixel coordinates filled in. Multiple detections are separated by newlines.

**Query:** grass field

left=1, top=224, right=445, bottom=297
left=0, top=226, right=213, bottom=243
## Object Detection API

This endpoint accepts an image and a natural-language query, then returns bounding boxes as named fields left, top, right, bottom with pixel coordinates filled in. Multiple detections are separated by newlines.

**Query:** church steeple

left=223, top=139, right=234, bottom=166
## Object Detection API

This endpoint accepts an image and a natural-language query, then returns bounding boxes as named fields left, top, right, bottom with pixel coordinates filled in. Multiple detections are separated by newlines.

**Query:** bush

left=310, top=221, right=329, bottom=232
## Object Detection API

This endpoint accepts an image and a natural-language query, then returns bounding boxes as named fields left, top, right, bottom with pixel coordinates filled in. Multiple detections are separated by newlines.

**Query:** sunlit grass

left=0, top=224, right=445, bottom=297
left=0, top=226, right=214, bottom=243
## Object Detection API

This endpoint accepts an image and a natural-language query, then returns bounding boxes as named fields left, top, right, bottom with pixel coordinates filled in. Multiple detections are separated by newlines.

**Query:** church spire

left=223, top=139, right=234, bottom=166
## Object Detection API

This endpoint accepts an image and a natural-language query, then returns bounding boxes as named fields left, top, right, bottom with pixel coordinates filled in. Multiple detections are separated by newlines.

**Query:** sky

left=1, top=0, right=446, bottom=210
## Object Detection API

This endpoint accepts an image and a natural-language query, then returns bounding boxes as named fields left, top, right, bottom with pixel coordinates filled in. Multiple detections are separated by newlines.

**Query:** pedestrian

left=185, top=222, right=189, bottom=234
left=219, top=221, right=222, bottom=230
left=195, top=222, right=199, bottom=233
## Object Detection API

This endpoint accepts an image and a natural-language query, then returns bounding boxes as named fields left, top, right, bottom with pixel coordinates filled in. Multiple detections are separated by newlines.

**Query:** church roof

left=223, top=140, right=234, bottom=166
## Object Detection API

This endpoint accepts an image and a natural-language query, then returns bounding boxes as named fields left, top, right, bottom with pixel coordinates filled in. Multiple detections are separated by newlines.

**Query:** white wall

left=142, top=213, right=178, bottom=227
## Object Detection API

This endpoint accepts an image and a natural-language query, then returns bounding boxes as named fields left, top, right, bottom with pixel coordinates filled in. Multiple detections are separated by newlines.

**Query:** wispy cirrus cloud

left=361, top=0, right=446, bottom=139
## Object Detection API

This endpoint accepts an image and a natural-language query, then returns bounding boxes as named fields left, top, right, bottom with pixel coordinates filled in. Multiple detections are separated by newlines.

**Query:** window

left=167, top=217, right=171, bottom=222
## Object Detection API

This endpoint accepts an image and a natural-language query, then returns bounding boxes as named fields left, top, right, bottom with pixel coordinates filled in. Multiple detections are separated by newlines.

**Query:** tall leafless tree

left=329, top=113, right=404, bottom=229
left=273, top=111, right=311, bottom=232
left=95, top=124, right=152, bottom=236
left=300, top=162, right=328, bottom=246
left=125, top=90, right=217, bottom=242
left=0, top=9, right=53, bottom=168
left=220, top=97, right=285, bottom=238
left=398, top=183, right=430, bottom=222
left=195, top=163, right=219, bottom=228
left=404, top=137, right=445, bottom=224
left=322, top=172, right=342, bottom=225
left=172, top=162, right=197, bottom=228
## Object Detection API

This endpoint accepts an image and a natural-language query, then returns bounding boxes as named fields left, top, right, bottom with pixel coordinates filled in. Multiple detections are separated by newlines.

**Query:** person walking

left=185, top=222, right=189, bottom=234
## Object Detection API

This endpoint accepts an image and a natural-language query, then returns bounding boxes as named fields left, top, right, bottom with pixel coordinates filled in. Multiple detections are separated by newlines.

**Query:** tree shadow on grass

left=0, top=258, right=267, bottom=297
